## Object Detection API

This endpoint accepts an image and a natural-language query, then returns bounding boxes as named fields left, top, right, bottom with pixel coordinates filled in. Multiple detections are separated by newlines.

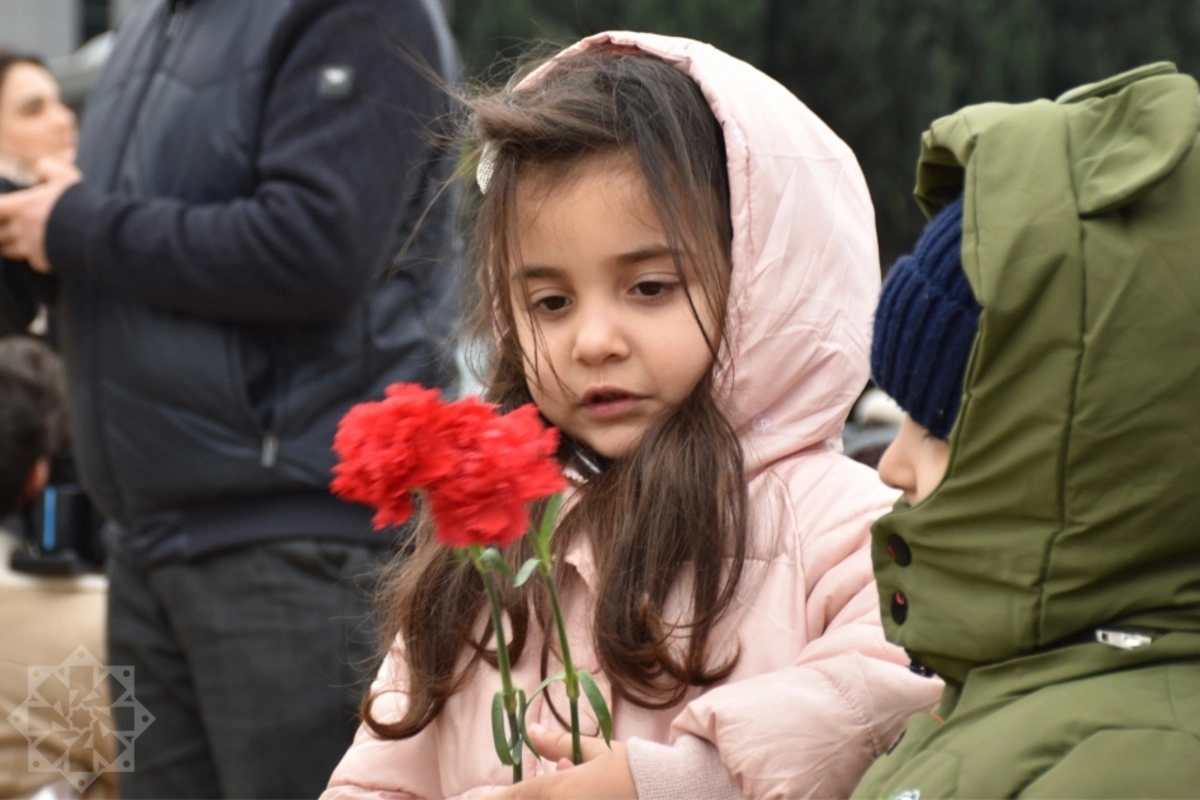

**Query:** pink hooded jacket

left=324, top=31, right=942, bottom=800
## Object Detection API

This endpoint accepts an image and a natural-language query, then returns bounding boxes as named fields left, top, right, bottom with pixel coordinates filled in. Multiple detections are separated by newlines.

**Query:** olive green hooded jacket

left=852, top=63, right=1200, bottom=799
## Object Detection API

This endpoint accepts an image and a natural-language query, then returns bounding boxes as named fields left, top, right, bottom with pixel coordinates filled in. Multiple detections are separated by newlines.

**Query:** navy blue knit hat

left=871, top=196, right=981, bottom=440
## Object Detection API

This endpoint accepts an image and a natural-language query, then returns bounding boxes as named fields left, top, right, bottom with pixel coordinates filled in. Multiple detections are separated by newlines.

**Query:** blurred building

left=0, top=0, right=138, bottom=57
left=0, top=0, right=142, bottom=110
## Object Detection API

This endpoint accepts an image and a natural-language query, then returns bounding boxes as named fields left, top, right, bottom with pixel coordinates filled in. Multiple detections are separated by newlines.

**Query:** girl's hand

left=486, top=724, right=636, bottom=799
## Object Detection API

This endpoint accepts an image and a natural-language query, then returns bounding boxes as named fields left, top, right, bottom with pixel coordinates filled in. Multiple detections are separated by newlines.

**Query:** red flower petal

left=331, top=384, right=565, bottom=543
left=331, top=384, right=454, bottom=529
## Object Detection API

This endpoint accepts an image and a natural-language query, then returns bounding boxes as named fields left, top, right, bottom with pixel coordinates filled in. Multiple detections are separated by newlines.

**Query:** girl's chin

left=578, top=429, right=643, bottom=461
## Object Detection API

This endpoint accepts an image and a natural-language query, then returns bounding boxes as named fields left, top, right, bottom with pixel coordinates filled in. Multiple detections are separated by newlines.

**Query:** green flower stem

left=473, top=546, right=523, bottom=783
left=539, top=558, right=583, bottom=765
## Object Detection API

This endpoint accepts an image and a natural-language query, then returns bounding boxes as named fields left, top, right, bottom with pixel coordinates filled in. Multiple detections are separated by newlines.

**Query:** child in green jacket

left=853, top=63, right=1200, bottom=798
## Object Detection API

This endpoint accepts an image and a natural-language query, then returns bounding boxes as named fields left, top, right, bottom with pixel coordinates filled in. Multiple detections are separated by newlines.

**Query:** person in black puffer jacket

left=0, top=1, right=461, bottom=796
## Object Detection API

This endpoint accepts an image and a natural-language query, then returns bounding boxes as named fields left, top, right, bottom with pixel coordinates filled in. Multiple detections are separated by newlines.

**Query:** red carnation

left=424, top=402, right=565, bottom=548
left=330, top=384, right=455, bottom=529
left=331, top=384, right=566, bottom=546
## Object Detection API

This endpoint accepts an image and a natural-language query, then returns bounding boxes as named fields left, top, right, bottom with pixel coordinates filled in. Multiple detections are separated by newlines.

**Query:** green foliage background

left=445, top=0, right=1200, bottom=264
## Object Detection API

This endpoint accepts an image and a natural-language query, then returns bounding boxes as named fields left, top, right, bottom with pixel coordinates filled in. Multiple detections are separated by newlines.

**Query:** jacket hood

left=551, top=32, right=881, bottom=476
left=872, top=63, right=1200, bottom=682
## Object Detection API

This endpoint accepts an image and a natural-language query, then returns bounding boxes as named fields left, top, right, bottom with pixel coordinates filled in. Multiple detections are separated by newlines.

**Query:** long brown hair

left=364, top=44, right=750, bottom=738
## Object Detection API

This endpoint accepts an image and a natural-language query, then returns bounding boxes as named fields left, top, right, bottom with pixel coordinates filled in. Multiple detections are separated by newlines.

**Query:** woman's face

left=0, top=62, right=77, bottom=176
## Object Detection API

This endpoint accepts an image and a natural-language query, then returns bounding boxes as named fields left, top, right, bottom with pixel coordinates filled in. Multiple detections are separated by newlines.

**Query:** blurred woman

left=0, top=52, right=110, bottom=800
left=0, top=50, right=76, bottom=185
left=0, top=50, right=75, bottom=336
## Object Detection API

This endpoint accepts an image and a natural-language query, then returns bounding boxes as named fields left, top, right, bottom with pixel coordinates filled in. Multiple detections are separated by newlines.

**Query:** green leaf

left=514, top=557, right=540, bottom=588
left=518, top=689, right=539, bottom=758
left=538, top=493, right=564, bottom=551
left=478, top=547, right=515, bottom=579
left=527, top=670, right=567, bottom=704
left=517, top=671, right=567, bottom=757
left=577, top=671, right=613, bottom=745
left=491, top=691, right=514, bottom=766
left=511, top=689, right=528, bottom=763
left=452, top=548, right=468, bottom=564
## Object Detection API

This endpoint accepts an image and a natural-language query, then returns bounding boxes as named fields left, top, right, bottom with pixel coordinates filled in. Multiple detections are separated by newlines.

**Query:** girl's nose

left=571, top=303, right=629, bottom=365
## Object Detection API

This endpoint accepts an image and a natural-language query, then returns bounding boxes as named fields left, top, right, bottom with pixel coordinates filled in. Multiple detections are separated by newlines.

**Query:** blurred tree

left=448, top=0, right=574, bottom=82
left=449, top=0, right=1200, bottom=263
left=449, top=0, right=764, bottom=79
left=762, top=0, right=1054, bottom=261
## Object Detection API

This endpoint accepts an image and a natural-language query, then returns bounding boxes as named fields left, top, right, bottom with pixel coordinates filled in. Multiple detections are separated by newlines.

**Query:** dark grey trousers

left=106, top=539, right=393, bottom=799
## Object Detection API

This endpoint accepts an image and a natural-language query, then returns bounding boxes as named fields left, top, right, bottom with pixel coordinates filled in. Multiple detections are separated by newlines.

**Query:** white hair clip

left=476, top=142, right=498, bottom=195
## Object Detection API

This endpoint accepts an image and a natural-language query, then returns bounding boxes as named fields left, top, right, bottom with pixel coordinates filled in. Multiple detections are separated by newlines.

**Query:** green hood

left=872, top=63, right=1200, bottom=684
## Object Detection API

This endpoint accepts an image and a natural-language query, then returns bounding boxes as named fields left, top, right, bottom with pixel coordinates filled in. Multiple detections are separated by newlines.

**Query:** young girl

left=324, top=32, right=941, bottom=799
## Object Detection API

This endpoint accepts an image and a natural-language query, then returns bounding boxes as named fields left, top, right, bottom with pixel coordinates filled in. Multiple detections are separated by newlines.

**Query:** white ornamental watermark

left=8, top=646, right=154, bottom=793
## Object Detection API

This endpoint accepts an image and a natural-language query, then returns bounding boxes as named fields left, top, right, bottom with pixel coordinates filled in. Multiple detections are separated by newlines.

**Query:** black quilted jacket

left=46, top=0, right=461, bottom=565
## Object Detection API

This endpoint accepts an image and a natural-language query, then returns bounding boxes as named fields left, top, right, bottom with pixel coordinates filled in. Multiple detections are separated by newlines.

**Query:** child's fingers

left=527, top=722, right=574, bottom=762
left=527, top=722, right=610, bottom=764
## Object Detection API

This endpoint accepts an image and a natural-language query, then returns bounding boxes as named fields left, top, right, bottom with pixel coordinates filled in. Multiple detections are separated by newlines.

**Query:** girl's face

left=877, top=414, right=950, bottom=505
left=511, top=153, right=718, bottom=459
left=0, top=63, right=76, bottom=177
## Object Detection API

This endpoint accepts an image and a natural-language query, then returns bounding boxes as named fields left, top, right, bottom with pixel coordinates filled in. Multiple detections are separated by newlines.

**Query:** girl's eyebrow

left=511, top=265, right=564, bottom=283
left=512, top=245, right=680, bottom=283
left=614, top=244, right=679, bottom=267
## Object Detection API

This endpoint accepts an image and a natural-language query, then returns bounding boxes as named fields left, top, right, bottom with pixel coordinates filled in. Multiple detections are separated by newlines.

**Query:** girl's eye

left=632, top=281, right=675, bottom=298
left=533, top=295, right=570, bottom=313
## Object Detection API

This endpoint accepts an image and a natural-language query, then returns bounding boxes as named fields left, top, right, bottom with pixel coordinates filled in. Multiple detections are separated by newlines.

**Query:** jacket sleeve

left=322, top=644, right=515, bottom=800
left=627, top=735, right=742, bottom=800
left=46, top=0, right=451, bottom=324
left=322, top=647, right=438, bottom=800
left=660, top=468, right=944, bottom=799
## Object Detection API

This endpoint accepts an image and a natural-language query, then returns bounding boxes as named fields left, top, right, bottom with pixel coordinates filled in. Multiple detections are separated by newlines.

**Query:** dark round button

left=891, top=591, right=908, bottom=624
left=886, top=534, right=912, bottom=566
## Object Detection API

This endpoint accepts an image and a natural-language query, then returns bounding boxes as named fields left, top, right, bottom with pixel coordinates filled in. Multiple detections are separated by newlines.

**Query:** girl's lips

left=583, top=394, right=643, bottom=419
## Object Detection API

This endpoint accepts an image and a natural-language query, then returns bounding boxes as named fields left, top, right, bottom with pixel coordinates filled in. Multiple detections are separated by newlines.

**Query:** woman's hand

left=486, top=724, right=637, bottom=799
left=0, top=157, right=81, bottom=273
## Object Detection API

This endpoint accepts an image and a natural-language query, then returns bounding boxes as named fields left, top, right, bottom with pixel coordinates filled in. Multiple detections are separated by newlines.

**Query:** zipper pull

left=1094, top=628, right=1155, bottom=650
left=261, top=433, right=279, bottom=468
